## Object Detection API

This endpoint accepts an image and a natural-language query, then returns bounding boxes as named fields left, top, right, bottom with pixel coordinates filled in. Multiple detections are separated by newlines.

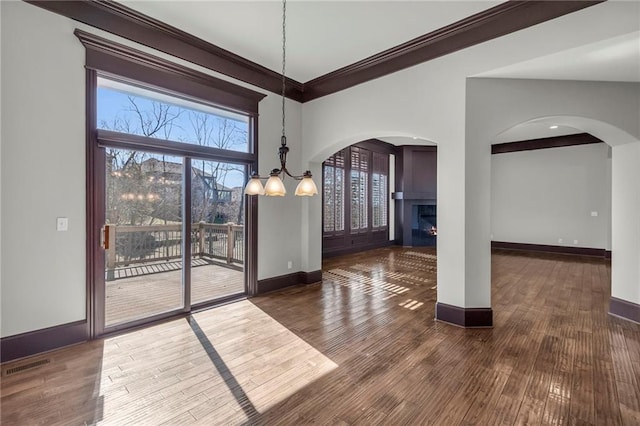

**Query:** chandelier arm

left=281, top=166, right=304, bottom=180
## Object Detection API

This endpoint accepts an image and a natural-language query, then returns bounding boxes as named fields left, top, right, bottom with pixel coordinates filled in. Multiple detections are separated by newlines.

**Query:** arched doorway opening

left=489, top=115, right=640, bottom=322
left=311, top=135, right=438, bottom=258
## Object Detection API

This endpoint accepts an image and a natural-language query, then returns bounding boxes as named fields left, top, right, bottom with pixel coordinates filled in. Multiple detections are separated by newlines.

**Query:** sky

left=97, top=83, right=249, bottom=189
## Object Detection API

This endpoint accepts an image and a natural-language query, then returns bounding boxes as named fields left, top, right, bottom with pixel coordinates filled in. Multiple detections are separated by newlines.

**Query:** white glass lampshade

left=264, top=175, right=286, bottom=196
left=244, top=176, right=265, bottom=195
left=295, top=175, right=318, bottom=196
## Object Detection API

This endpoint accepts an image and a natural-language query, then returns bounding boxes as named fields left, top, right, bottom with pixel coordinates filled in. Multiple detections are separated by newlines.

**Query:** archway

left=300, top=133, right=441, bottom=301
left=489, top=115, right=640, bottom=322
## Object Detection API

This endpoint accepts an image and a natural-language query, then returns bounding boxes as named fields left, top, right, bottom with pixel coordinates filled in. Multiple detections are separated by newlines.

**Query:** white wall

left=491, top=143, right=610, bottom=249
left=611, top=143, right=640, bottom=305
left=256, top=94, right=304, bottom=280
left=302, top=0, right=638, bottom=309
left=0, top=2, right=306, bottom=338
left=1, top=2, right=86, bottom=337
left=467, top=78, right=640, bottom=310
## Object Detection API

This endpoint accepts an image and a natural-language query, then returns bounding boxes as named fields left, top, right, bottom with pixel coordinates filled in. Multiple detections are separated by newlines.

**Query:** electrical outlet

left=287, top=261, right=293, bottom=270
left=591, top=211, right=598, bottom=217
left=558, top=238, right=563, bottom=244
left=573, top=240, right=579, bottom=245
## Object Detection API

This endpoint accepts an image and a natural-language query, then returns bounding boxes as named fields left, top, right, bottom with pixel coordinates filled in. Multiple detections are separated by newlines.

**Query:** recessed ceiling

left=493, top=123, right=582, bottom=144
left=118, top=1, right=501, bottom=82
left=475, top=30, right=640, bottom=82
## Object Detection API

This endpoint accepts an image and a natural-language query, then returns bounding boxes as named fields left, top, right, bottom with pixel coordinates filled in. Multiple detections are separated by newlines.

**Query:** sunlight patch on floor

left=94, top=300, right=337, bottom=423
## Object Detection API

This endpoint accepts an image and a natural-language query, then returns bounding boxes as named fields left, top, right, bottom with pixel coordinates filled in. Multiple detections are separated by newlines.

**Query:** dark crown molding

left=301, top=1, right=605, bottom=102
left=75, top=29, right=266, bottom=114
left=492, top=133, right=603, bottom=154
left=26, top=0, right=305, bottom=102
left=26, top=1, right=603, bottom=103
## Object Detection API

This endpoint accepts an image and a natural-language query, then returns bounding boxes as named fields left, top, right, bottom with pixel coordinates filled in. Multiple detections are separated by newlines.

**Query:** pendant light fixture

left=244, top=0, right=318, bottom=197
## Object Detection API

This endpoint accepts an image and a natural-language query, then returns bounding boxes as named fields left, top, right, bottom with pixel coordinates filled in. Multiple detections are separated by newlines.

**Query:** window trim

left=97, top=129, right=256, bottom=165
left=76, top=29, right=266, bottom=117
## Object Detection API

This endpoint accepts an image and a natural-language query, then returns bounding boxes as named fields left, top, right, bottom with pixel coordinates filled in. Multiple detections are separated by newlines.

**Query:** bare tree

left=102, top=95, right=247, bottom=227
left=102, top=97, right=183, bottom=226
left=188, top=112, right=247, bottom=224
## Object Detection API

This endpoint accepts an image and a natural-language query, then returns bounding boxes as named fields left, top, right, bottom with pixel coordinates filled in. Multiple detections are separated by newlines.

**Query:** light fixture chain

left=244, top=0, right=317, bottom=196
left=281, top=0, right=287, bottom=140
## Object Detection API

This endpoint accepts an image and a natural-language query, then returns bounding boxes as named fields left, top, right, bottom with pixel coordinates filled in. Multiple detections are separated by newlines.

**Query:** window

left=97, top=78, right=250, bottom=153
left=322, top=145, right=390, bottom=250
left=323, top=151, right=345, bottom=233
left=350, top=147, right=369, bottom=233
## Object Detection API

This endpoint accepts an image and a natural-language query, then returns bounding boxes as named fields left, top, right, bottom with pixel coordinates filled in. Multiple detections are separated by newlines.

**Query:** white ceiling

left=116, top=1, right=639, bottom=143
left=476, top=30, right=640, bottom=82
left=120, top=1, right=501, bottom=82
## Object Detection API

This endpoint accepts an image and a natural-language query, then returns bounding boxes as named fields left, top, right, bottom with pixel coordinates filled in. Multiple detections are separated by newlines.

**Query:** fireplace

left=411, top=204, right=437, bottom=246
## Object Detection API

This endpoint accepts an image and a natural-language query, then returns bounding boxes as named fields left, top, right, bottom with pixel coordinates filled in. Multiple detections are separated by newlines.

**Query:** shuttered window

left=323, top=150, right=345, bottom=233
left=323, top=145, right=389, bottom=240
left=350, top=147, right=369, bottom=233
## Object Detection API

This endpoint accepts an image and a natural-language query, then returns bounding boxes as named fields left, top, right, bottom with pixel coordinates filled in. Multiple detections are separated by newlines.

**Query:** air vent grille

left=4, top=359, right=50, bottom=376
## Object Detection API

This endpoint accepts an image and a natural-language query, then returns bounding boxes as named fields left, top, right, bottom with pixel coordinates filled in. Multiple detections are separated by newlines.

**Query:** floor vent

left=4, top=359, right=50, bottom=376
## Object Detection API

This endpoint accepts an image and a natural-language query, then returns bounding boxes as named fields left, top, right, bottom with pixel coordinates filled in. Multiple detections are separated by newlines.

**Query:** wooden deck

left=106, top=261, right=244, bottom=326
left=2, top=247, right=639, bottom=425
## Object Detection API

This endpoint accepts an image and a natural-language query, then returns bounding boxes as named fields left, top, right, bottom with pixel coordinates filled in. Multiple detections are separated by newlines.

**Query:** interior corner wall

left=256, top=94, right=304, bottom=280
left=1, top=1, right=87, bottom=337
left=491, top=143, right=610, bottom=249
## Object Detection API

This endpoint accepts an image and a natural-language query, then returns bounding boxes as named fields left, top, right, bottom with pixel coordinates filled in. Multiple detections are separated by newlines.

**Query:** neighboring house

left=107, top=156, right=239, bottom=225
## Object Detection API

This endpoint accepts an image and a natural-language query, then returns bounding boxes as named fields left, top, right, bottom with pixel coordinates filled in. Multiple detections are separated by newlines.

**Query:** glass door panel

left=104, top=148, right=185, bottom=327
left=190, top=160, right=246, bottom=304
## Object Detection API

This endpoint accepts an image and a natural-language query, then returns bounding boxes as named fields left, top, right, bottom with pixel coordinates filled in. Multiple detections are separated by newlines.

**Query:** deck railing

left=105, top=222, right=243, bottom=281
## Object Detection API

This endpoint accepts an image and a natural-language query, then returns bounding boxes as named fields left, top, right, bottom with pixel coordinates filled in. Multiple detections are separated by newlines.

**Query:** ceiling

left=118, top=1, right=639, bottom=84
left=115, top=1, right=638, bottom=144
left=120, top=1, right=501, bottom=82
left=475, top=30, right=640, bottom=82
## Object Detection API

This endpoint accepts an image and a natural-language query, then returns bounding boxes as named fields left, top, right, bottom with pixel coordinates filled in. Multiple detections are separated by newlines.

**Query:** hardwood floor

left=2, top=247, right=639, bottom=425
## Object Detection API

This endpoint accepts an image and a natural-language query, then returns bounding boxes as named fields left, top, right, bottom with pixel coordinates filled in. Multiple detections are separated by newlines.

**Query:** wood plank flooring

left=2, top=247, right=639, bottom=425
left=106, top=263, right=244, bottom=326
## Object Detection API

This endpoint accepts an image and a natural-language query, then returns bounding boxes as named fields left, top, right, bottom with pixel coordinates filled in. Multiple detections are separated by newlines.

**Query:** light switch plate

left=56, top=217, right=68, bottom=231
left=591, top=211, right=598, bottom=217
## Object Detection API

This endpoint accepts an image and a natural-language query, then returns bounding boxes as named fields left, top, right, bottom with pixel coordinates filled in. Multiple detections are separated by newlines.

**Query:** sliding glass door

left=104, top=149, right=186, bottom=327
left=92, top=74, right=255, bottom=335
left=189, top=160, right=246, bottom=305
